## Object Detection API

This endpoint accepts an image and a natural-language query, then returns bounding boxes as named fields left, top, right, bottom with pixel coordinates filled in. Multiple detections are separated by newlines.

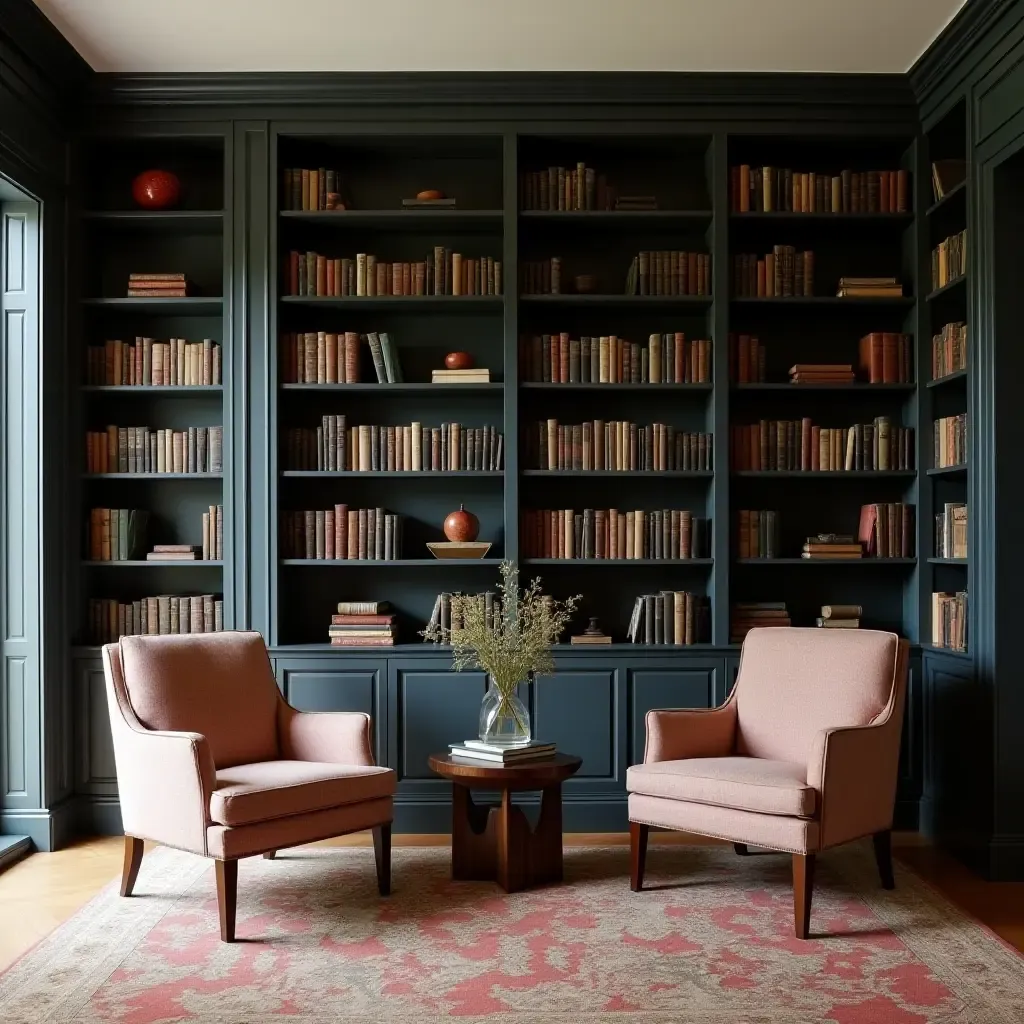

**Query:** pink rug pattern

left=1, top=843, right=1022, bottom=1023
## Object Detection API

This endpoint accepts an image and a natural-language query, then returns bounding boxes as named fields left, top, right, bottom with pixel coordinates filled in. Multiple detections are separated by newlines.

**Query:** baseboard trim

left=0, top=835, right=32, bottom=873
left=0, top=805, right=77, bottom=852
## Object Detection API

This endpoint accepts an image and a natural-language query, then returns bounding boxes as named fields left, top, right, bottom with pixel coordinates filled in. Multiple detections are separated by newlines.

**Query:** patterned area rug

left=1, top=843, right=1022, bottom=1023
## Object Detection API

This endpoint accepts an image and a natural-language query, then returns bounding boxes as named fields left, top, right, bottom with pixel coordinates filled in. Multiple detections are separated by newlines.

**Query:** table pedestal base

left=451, top=783, right=564, bottom=892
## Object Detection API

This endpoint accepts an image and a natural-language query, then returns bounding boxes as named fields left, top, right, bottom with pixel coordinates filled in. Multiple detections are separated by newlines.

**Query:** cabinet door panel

left=74, top=660, right=117, bottom=796
left=533, top=666, right=618, bottom=779
left=628, top=662, right=718, bottom=767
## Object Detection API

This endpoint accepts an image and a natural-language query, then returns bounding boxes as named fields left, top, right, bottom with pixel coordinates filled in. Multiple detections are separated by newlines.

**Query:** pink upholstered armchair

left=626, top=627, right=909, bottom=939
left=102, top=631, right=396, bottom=942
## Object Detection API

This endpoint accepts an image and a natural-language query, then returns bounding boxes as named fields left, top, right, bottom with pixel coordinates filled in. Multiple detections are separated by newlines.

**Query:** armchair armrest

left=278, top=705, right=375, bottom=766
left=103, top=643, right=214, bottom=854
left=644, top=698, right=737, bottom=763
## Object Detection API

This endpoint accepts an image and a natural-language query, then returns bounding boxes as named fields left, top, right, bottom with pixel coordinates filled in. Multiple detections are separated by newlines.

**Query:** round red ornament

left=444, top=352, right=474, bottom=370
left=444, top=504, right=480, bottom=542
left=132, top=170, right=181, bottom=210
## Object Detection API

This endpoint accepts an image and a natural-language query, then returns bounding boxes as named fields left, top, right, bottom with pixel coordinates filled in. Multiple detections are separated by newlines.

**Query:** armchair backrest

left=116, top=631, right=280, bottom=768
left=734, top=627, right=901, bottom=763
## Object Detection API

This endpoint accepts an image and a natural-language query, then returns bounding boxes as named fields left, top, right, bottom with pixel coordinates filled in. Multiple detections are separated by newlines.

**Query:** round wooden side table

left=428, top=752, right=582, bottom=893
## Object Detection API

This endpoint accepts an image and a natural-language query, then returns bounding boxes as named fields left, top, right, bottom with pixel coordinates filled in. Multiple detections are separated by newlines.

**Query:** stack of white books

left=431, top=368, right=491, bottom=384
left=448, top=740, right=556, bottom=764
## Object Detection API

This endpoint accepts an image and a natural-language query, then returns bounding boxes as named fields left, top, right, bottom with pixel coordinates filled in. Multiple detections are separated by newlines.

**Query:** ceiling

left=33, top=0, right=967, bottom=75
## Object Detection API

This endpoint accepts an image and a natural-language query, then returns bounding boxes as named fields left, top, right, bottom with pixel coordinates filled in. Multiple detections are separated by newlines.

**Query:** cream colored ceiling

left=33, top=0, right=968, bottom=74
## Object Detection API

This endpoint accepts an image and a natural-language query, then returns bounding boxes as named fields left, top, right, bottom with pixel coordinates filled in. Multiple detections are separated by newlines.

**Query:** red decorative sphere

left=444, top=504, right=480, bottom=542
left=444, top=351, right=474, bottom=370
left=132, top=170, right=181, bottom=210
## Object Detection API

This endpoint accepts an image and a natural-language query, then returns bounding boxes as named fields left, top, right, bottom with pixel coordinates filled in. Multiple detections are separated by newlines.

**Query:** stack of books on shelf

left=802, top=534, right=863, bottom=560
left=87, top=339, right=221, bottom=387
left=625, top=251, right=711, bottom=296
left=88, top=509, right=148, bottom=561
left=520, top=258, right=562, bottom=295
left=788, top=363, right=856, bottom=385
left=858, top=332, right=914, bottom=383
left=932, top=591, right=968, bottom=651
left=730, top=165, right=909, bottom=213
left=282, top=167, right=345, bottom=210
left=627, top=592, right=709, bottom=646
left=525, top=421, right=712, bottom=472
left=286, top=249, right=502, bottom=297
left=932, top=230, right=967, bottom=290
left=520, top=332, right=711, bottom=385
left=930, top=160, right=966, bottom=202
left=932, top=323, right=967, bottom=379
left=615, top=195, right=658, bottom=211
left=329, top=602, right=397, bottom=647
left=280, top=507, right=403, bottom=560
left=85, top=426, right=223, bottom=474
left=284, top=420, right=504, bottom=472
left=934, top=414, right=967, bottom=468
left=432, top=367, right=491, bottom=385
left=731, top=603, right=790, bottom=642
left=127, top=273, right=188, bottom=298
left=449, top=740, right=556, bottom=765
left=836, top=277, right=903, bottom=299
left=147, top=545, right=200, bottom=562
left=89, top=594, right=223, bottom=643
left=816, top=604, right=862, bottom=629
left=425, top=591, right=502, bottom=635
left=402, top=196, right=455, bottom=209
left=521, top=509, right=709, bottom=560
left=935, top=503, right=968, bottom=559
left=859, top=502, right=915, bottom=558
left=518, top=164, right=613, bottom=211
left=736, top=510, right=779, bottom=559
left=733, top=247, right=814, bottom=298
left=728, top=334, right=766, bottom=383
left=730, top=417, right=914, bottom=472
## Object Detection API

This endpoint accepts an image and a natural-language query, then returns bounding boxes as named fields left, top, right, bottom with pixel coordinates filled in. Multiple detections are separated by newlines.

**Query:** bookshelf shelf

left=521, top=470, right=713, bottom=479
left=731, top=296, right=915, bottom=307
left=280, top=558, right=503, bottom=567
left=925, top=276, right=966, bottom=302
left=522, top=558, right=714, bottom=566
left=82, top=560, right=224, bottom=567
left=81, top=210, right=224, bottom=233
left=280, top=470, right=503, bottom=479
left=81, top=385, right=223, bottom=394
left=926, top=180, right=967, bottom=217
left=730, top=211, right=913, bottom=223
left=731, top=382, right=915, bottom=392
left=280, top=295, right=502, bottom=312
left=519, top=294, right=712, bottom=309
left=82, top=297, right=224, bottom=315
left=926, top=369, right=967, bottom=388
left=82, top=473, right=224, bottom=480
left=280, top=382, right=503, bottom=393
left=279, top=209, right=504, bottom=230
left=732, top=470, right=917, bottom=479
left=520, top=382, right=713, bottom=392
left=734, top=558, right=917, bottom=566
left=927, top=465, right=967, bottom=476
left=519, top=210, right=713, bottom=225
left=919, top=643, right=970, bottom=658
left=928, top=557, right=968, bottom=565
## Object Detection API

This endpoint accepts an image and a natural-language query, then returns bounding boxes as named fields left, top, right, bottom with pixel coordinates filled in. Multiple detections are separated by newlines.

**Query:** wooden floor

left=1, top=833, right=1022, bottom=973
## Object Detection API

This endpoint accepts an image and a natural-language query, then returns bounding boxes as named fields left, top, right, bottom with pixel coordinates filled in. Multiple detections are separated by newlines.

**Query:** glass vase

left=479, top=677, right=531, bottom=747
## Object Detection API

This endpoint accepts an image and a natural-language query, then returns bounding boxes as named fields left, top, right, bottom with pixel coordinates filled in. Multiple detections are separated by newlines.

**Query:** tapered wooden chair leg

left=792, top=853, right=815, bottom=939
left=372, top=823, right=392, bottom=896
left=734, top=843, right=750, bottom=856
left=262, top=850, right=277, bottom=860
left=120, top=835, right=145, bottom=897
left=215, top=859, right=238, bottom=942
left=873, top=829, right=895, bottom=890
left=629, top=821, right=649, bottom=892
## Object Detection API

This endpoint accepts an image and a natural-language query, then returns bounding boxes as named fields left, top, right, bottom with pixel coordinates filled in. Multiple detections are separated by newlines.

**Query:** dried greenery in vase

left=420, top=561, right=581, bottom=741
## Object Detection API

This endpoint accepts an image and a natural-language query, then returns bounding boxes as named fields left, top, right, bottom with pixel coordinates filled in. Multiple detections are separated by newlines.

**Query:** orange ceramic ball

left=417, top=189, right=446, bottom=200
left=444, top=504, right=480, bottom=542
left=132, top=169, right=181, bottom=210
left=445, top=352, right=474, bottom=370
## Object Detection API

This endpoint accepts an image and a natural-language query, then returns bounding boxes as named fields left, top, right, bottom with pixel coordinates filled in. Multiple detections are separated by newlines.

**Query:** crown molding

left=86, top=71, right=916, bottom=121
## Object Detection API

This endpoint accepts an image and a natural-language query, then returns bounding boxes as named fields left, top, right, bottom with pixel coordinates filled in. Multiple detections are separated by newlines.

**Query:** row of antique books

left=736, top=509, right=780, bottom=559
left=935, top=502, right=968, bottom=559
left=85, top=426, right=223, bottom=475
left=624, top=251, right=711, bottom=297
left=931, top=230, right=967, bottom=291
left=520, top=509, right=710, bottom=561
left=126, top=273, right=188, bottom=298
left=518, top=165, right=614, bottom=211
left=732, top=248, right=814, bottom=298
left=519, top=333, right=712, bottom=384
left=932, top=591, right=968, bottom=651
left=86, top=506, right=223, bottom=561
left=88, top=595, right=224, bottom=644
left=730, top=166, right=909, bottom=214
left=627, top=592, right=710, bottom=646
left=286, top=250, right=503, bottom=297
left=727, top=333, right=914, bottom=384
left=279, top=331, right=405, bottom=384
left=425, top=591, right=504, bottom=635
left=858, top=333, right=914, bottom=383
left=280, top=507, right=403, bottom=561
left=859, top=502, right=915, bottom=559
left=282, top=421, right=504, bottom=473
left=86, top=339, right=221, bottom=387
left=932, top=323, right=967, bottom=379
left=282, top=167, right=344, bottom=211
left=729, top=418, right=914, bottom=472
left=730, top=602, right=790, bottom=643
left=934, top=414, right=967, bottom=468
left=524, top=421, right=713, bottom=472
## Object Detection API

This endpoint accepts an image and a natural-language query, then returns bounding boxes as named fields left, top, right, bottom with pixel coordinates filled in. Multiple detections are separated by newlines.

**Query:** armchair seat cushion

left=626, top=756, right=816, bottom=818
left=210, top=760, right=396, bottom=827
